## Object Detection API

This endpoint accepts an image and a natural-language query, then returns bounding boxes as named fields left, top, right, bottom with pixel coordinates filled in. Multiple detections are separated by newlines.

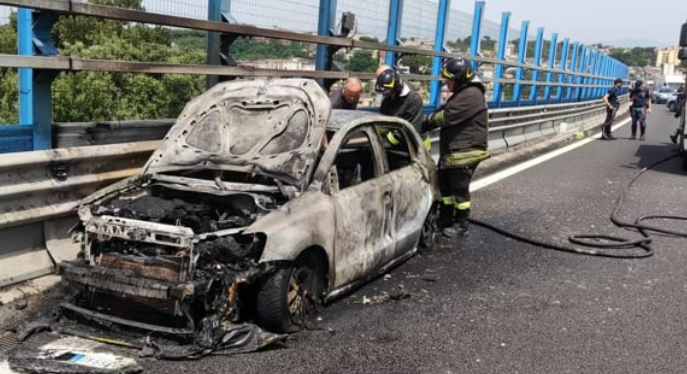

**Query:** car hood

left=144, top=79, right=331, bottom=188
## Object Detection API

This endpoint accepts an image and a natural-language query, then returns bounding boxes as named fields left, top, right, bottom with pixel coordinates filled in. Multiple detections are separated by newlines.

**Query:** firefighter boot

left=438, top=203, right=455, bottom=229
left=442, top=209, right=469, bottom=238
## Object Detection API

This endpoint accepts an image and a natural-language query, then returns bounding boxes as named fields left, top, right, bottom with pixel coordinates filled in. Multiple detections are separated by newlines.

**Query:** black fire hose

left=469, top=153, right=687, bottom=259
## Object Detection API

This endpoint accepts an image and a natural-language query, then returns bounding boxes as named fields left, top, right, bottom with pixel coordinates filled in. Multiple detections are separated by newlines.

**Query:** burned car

left=59, top=79, right=439, bottom=347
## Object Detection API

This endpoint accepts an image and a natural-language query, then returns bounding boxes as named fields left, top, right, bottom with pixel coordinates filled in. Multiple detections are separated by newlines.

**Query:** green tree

left=0, top=12, right=18, bottom=123
left=609, top=47, right=654, bottom=67
left=348, top=50, right=377, bottom=73
left=402, top=55, right=431, bottom=74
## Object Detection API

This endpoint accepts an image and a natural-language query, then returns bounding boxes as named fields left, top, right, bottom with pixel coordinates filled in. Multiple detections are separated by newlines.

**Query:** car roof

left=327, top=109, right=384, bottom=131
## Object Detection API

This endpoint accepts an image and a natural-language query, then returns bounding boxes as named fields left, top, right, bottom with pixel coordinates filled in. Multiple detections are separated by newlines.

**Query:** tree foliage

left=0, top=0, right=210, bottom=124
left=0, top=14, right=18, bottom=123
left=402, top=55, right=431, bottom=74
left=609, top=47, right=655, bottom=67
left=347, top=50, right=378, bottom=72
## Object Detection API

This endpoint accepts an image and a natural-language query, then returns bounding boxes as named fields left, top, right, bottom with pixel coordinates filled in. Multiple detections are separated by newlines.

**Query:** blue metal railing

left=3, top=0, right=629, bottom=154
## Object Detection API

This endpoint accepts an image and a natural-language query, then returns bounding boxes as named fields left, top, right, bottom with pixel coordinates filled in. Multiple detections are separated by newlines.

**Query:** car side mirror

left=681, top=20, right=687, bottom=47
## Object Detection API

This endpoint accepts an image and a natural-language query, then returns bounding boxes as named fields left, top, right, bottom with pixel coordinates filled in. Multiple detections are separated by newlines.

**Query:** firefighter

left=375, top=68, right=431, bottom=152
left=423, top=57, right=489, bottom=238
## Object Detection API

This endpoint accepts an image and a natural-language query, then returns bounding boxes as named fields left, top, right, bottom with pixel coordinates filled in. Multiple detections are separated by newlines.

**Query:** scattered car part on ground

left=9, top=348, right=143, bottom=374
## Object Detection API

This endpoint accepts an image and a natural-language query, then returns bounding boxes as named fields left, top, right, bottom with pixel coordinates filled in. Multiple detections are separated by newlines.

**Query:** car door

left=327, top=125, right=395, bottom=290
left=375, top=122, right=434, bottom=257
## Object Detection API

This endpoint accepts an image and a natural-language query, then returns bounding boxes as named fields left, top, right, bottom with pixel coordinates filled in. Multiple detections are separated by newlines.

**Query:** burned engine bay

left=51, top=173, right=299, bottom=359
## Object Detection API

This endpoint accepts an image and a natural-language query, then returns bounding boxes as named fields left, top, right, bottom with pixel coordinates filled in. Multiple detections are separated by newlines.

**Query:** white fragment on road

left=0, top=360, right=20, bottom=374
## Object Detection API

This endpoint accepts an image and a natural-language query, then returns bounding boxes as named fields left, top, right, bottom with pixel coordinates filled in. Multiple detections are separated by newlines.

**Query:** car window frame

left=318, top=123, right=385, bottom=195
left=371, top=122, right=420, bottom=175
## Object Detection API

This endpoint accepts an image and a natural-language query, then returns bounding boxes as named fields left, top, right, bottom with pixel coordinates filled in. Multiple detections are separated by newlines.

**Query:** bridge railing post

left=543, top=33, right=558, bottom=103
left=555, top=38, right=569, bottom=102
left=566, top=42, right=579, bottom=101
left=574, top=46, right=587, bottom=101
left=469, top=1, right=485, bottom=73
left=18, top=7, right=57, bottom=151
left=492, top=11, right=511, bottom=108
left=512, top=20, right=529, bottom=105
left=528, top=27, right=544, bottom=103
left=429, top=0, right=451, bottom=110
left=384, top=0, right=403, bottom=67
left=206, top=0, right=235, bottom=89
left=315, top=0, right=337, bottom=90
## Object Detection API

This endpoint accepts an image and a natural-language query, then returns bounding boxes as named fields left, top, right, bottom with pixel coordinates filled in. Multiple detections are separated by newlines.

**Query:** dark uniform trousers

left=438, top=164, right=477, bottom=227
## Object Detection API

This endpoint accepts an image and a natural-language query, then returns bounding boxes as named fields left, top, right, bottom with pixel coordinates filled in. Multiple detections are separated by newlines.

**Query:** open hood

left=144, top=79, right=331, bottom=187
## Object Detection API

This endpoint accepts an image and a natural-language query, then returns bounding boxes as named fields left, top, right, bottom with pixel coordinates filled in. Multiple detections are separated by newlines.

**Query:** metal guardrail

left=0, top=141, right=158, bottom=230
left=0, top=141, right=158, bottom=287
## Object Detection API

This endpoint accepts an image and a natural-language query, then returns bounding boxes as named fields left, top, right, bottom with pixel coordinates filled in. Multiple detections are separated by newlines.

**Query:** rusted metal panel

left=98, top=253, right=187, bottom=283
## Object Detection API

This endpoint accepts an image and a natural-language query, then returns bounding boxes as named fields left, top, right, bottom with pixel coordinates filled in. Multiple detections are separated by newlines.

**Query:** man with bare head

left=330, top=78, right=362, bottom=110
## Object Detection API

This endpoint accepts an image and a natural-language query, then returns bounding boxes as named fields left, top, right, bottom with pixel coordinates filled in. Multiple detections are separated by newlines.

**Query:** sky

left=478, top=0, right=683, bottom=47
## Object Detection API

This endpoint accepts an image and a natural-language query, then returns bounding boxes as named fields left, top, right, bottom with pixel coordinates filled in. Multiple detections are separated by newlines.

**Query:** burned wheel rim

left=419, top=208, right=438, bottom=249
left=287, top=264, right=315, bottom=325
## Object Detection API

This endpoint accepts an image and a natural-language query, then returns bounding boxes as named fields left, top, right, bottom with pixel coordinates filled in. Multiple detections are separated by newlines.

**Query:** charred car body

left=59, top=79, right=439, bottom=348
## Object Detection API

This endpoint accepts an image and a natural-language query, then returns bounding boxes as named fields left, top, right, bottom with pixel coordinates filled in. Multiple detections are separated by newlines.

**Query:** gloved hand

left=423, top=136, right=431, bottom=152
left=385, top=129, right=402, bottom=146
left=422, top=111, right=445, bottom=132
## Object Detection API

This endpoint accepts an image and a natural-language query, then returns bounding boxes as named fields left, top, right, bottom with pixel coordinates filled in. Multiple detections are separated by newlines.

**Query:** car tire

left=256, top=255, right=320, bottom=333
left=669, top=102, right=676, bottom=112
left=419, top=206, right=438, bottom=250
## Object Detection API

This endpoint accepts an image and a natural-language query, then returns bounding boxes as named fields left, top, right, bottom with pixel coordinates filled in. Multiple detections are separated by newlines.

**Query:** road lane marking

left=472, top=117, right=632, bottom=192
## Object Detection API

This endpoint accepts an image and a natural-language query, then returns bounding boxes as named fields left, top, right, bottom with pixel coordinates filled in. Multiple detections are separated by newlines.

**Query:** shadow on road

left=623, top=144, right=685, bottom=175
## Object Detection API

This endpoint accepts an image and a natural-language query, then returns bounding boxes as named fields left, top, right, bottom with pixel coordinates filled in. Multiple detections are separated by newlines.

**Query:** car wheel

left=419, top=206, right=438, bottom=250
left=669, top=102, right=676, bottom=112
left=256, top=255, right=320, bottom=333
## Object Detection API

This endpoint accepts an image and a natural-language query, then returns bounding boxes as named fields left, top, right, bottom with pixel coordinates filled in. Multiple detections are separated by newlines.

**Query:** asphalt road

left=9, top=106, right=687, bottom=374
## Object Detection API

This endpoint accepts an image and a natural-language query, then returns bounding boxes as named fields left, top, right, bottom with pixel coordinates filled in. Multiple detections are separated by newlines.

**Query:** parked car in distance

left=652, top=87, right=676, bottom=104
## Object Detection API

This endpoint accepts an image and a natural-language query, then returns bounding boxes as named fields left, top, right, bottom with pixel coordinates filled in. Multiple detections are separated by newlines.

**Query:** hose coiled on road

left=469, top=153, right=687, bottom=259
